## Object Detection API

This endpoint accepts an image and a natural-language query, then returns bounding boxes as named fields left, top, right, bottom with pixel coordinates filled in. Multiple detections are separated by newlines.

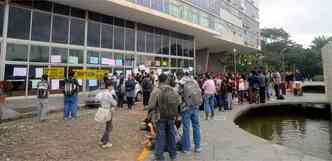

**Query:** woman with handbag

left=95, top=82, right=117, bottom=148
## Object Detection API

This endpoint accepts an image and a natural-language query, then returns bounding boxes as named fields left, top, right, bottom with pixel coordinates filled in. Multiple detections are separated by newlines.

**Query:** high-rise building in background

left=0, top=0, right=259, bottom=97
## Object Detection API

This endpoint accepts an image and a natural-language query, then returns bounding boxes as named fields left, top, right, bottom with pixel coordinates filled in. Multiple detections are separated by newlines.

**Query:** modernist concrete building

left=0, top=0, right=259, bottom=97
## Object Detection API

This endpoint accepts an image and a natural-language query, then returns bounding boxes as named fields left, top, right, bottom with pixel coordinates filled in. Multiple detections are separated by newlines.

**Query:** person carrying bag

left=95, top=82, right=117, bottom=148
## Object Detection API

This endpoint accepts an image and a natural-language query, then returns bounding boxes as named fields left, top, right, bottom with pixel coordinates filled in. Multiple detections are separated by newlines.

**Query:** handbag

left=94, top=107, right=111, bottom=123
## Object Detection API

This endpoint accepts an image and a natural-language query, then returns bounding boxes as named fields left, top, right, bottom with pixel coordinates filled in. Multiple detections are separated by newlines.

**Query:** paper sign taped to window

left=13, top=67, right=27, bottom=77
left=31, top=79, right=41, bottom=89
left=51, top=55, right=61, bottom=63
left=51, top=79, right=60, bottom=90
left=88, top=80, right=98, bottom=87
left=68, top=56, right=79, bottom=64
left=36, top=68, right=44, bottom=78
left=89, top=57, right=99, bottom=64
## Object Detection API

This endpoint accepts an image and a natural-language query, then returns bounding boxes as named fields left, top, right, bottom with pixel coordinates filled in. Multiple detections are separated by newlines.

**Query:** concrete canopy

left=52, top=0, right=258, bottom=54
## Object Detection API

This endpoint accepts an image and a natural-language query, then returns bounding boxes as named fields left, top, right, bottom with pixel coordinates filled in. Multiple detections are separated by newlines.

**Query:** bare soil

left=0, top=105, right=146, bottom=161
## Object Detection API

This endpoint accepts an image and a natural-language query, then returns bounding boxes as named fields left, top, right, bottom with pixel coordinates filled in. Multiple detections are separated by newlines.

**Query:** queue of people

left=4, top=66, right=305, bottom=159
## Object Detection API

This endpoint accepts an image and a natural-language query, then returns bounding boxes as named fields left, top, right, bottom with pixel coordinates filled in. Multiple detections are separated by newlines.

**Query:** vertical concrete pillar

left=322, top=42, right=332, bottom=110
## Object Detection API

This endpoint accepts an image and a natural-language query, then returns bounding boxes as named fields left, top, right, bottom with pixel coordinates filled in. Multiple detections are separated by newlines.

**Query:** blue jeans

left=181, top=107, right=201, bottom=152
left=64, top=95, right=78, bottom=119
left=226, top=92, right=232, bottom=110
left=203, top=94, right=215, bottom=114
left=155, top=119, right=177, bottom=161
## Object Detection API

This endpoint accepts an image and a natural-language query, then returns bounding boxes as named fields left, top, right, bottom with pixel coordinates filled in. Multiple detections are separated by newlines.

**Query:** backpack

left=183, top=80, right=203, bottom=107
left=37, top=81, right=48, bottom=99
left=142, top=78, right=153, bottom=91
left=64, top=79, right=78, bottom=96
left=158, top=85, right=181, bottom=119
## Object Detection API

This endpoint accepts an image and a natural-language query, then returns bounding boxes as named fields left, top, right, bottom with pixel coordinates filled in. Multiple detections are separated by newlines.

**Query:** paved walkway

left=145, top=93, right=330, bottom=161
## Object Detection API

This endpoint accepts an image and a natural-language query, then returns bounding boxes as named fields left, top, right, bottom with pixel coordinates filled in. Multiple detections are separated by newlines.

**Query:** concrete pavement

left=144, top=93, right=330, bottom=161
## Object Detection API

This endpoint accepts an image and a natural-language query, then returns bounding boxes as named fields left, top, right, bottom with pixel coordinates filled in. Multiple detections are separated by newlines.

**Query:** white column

left=0, top=1, right=9, bottom=80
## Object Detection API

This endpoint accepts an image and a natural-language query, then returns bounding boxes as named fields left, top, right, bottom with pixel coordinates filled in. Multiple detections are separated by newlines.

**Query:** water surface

left=235, top=106, right=332, bottom=160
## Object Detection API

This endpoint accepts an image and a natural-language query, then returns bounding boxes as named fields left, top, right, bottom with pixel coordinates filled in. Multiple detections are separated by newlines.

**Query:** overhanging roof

left=52, top=0, right=258, bottom=53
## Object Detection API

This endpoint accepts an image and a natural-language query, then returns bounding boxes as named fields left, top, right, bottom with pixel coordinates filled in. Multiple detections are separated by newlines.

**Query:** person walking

left=125, top=74, right=136, bottom=110
left=63, top=71, right=80, bottom=120
left=257, top=70, right=266, bottom=103
left=95, top=82, right=117, bottom=149
left=179, top=72, right=202, bottom=153
left=142, top=74, right=153, bottom=108
left=148, top=74, right=181, bottom=161
left=202, top=74, right=216, bottom=120
left=36, top=74, right=49, bottom=122
left=0, top=81, right=6, bottom=124
left=225, top=77, right=234, bottom=110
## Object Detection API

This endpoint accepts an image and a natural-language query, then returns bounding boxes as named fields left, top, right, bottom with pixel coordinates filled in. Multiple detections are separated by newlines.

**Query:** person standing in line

left=63, top=71, right=80, bottom=120
left=257, top=70, right=266, bottom=103
left=202, top=73, right=216, bottom=120
left=142, top=73, right=153, bottom=108
left=96, top=82, right=117, bottom=149
left=117, top=74, right=125, bottom=108
left=125, top=74, right=136, bottom=110
left=272, top=70, right=282, bottom=99
left=225, top=77, right=234, bottom=110
left=148, top=74, right=181, bottom=161
left=179, top=72, right=202, bottom=153
left=248, top=71, right=258, bottom=104
left=36, top=74, right=49, bottom=122
left=238, top=75, right=246, bottom=104
left=0, top=81, right=7, bottom=124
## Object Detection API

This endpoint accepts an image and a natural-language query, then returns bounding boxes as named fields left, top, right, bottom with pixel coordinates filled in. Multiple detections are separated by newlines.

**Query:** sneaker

left=182, top=150, right=191, bottom=155
left=101, top=143, right=113, bottom=148
left=195, top=147, right=202, bottom=153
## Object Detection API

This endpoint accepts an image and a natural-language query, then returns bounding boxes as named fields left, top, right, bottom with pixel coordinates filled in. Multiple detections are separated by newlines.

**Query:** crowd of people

left=0, top=67, right=307, bottom=160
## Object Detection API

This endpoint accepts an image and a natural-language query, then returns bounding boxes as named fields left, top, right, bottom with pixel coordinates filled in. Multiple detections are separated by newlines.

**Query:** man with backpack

left=179, top=72, right=202, bottom=153
left=63, top=71, right=80, bottom=120
left=36, top=74, right=49, bottom=122
left=142, top=73, right=153, bottom=108
left=147, top=73, right=181, bottom=161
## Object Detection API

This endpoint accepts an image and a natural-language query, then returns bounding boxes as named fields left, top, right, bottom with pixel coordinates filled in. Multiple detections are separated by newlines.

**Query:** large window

left=170, top=38, right=177, bottom=56
left=51, top=47, right=68, bottom=64
left=101, top=24, right=113, bottom=49
left=30, top=45, right=49, bottom=63
left=177, top=39, right=183, bottom=56
left=137, top=0, right=150, bottom=7
left=8, top=6, right=31, bottom=40
left=52, top=15, right=69, bottom=44
left=70, top=18, right=85, bottom=45
left=0, top=4, right=4, bottom=37
left=152, top=0, right=163, bottom=11
left=125, top=28, right=135, bottom=51
left=155, top=34, right=162, bottom=54
left=146, top=33, right=154, bottom=53
left=5, top=64, right=27, bottom=96
left=31, top=11, right=51, bottom=42
left=137, top=30, right=146, bottom=52
left=88, top=22, right=101, bottom=47
left=114, top=26, right=124, bottom=50
left=6, top=43, right=28, bottom=62
left=162, top=34, right=169, bottom=55
left=87, top=51, right=100, bottom=65
left=68, top=49, right=83, bottom=64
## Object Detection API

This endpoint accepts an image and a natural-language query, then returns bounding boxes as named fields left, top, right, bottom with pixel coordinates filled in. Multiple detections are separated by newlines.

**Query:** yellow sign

left=73, top=69, right=108, bottom=80
left=46, top=67, right=65, bottom=79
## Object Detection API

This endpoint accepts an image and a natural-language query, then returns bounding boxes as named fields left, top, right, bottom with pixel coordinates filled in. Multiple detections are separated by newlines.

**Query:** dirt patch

left=0, top=105, right=147, bottom=161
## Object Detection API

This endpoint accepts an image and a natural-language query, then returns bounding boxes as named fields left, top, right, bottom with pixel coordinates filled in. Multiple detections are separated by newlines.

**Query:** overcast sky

left=258, top=0, right=332, bottom=47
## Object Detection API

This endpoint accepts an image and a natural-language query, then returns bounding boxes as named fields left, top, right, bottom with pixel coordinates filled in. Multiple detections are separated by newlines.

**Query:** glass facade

left=127, top=0, right=260, bottom=48
left=0, top=1, right=194, bottom=97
